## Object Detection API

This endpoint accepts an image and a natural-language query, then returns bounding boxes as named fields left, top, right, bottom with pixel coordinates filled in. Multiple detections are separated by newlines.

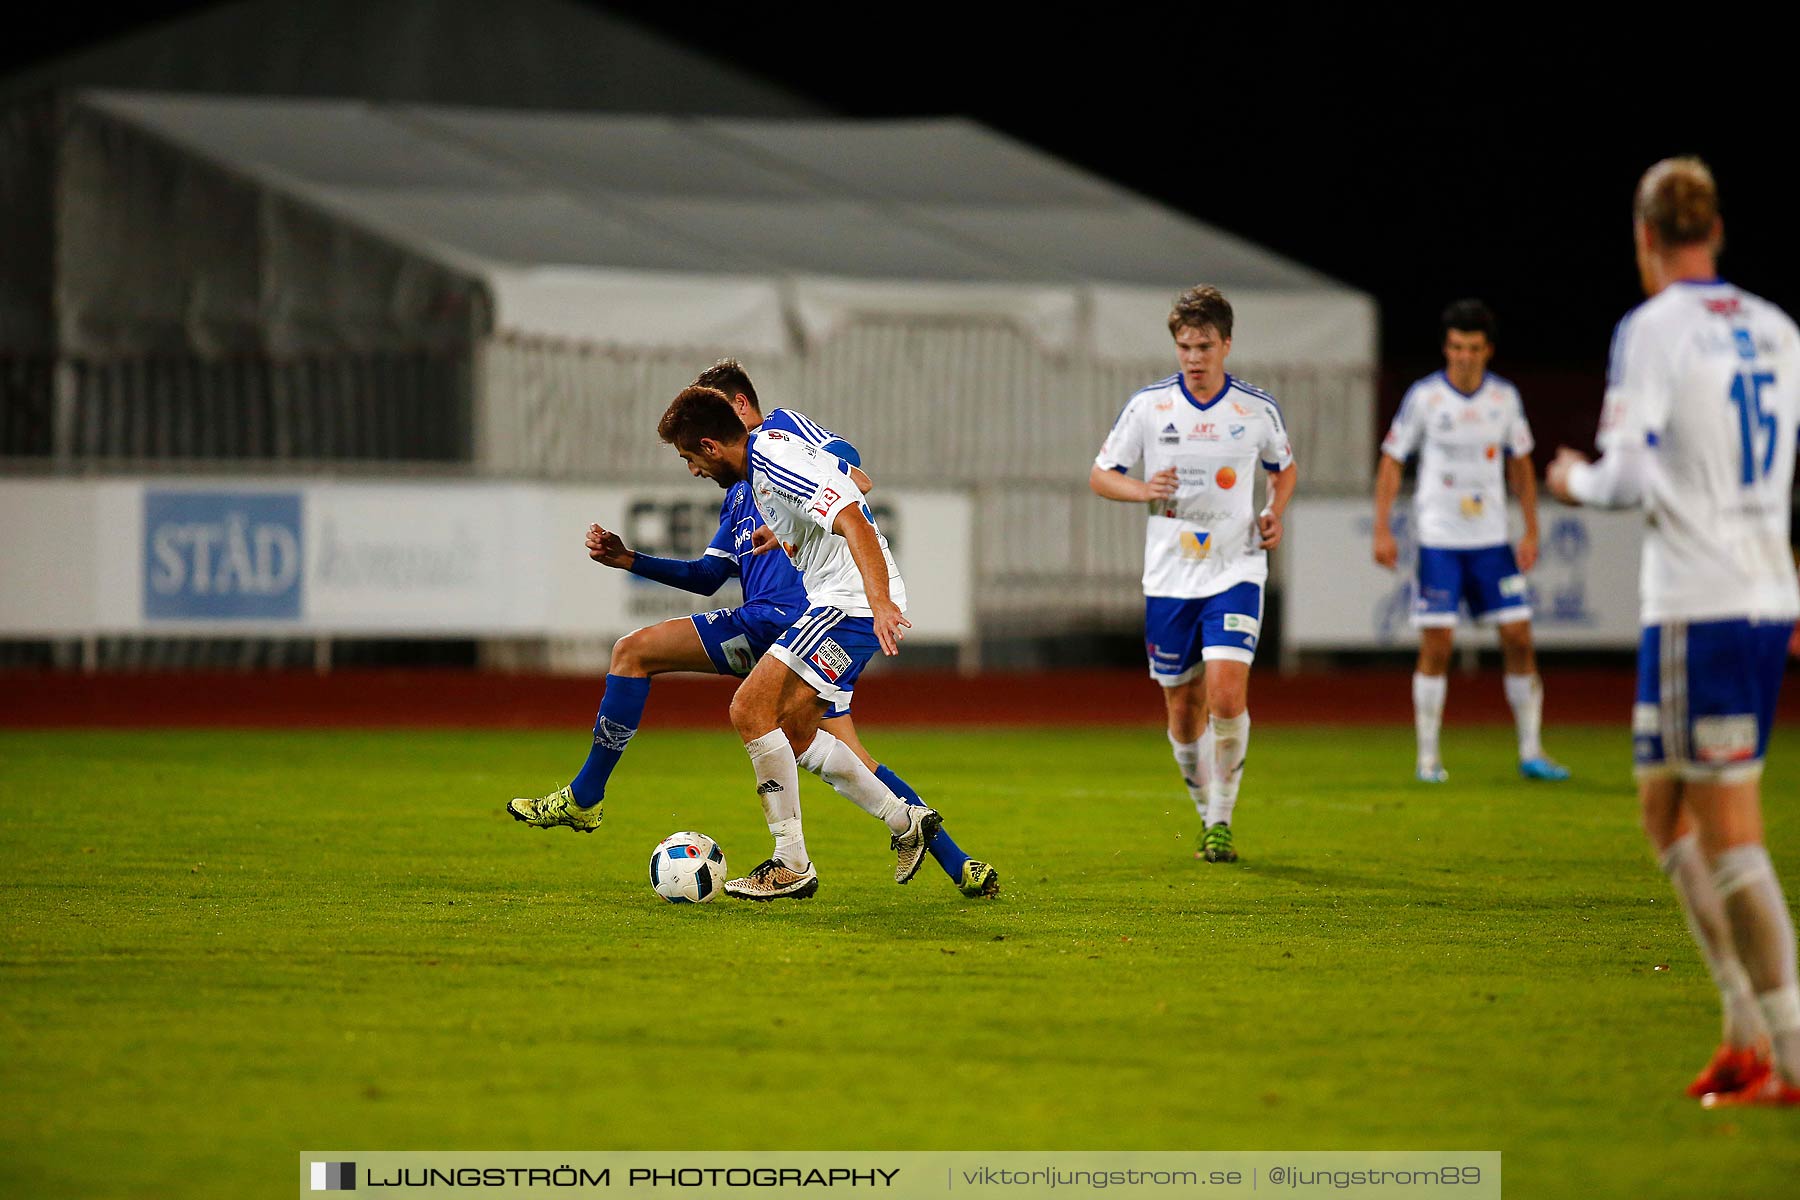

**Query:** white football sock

left=1659, top=835, right=1767, bottom=1049
left=1714, top=844, right=1800, bottom=1083
left=1169, top=728, right=1210, bottom=817
left=746, top=729, right=807, bottom=868
left=1413, top=672, right=1446, bottom=768
left=1504, top=672, right=1544, bottom=761
left=796, top=729, right=909, bottom=833
left=1204, top=712, right=1249, bottom=827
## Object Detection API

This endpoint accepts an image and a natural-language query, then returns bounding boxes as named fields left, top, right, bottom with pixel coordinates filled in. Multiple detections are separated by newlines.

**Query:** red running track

left=3, top=666, right=1767, bottom=730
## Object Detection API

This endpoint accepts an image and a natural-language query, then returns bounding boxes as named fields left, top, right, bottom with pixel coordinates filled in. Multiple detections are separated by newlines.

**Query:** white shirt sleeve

left=1504, top=387, right=1536, bottom=459
left=1381, top=386, right=1425, bottom=462
left=1258, top=398, right=1295, bottom=471
left=1598, top=309, right=1673, bottom=454
left=1094, top=395, right=1145, bottom=473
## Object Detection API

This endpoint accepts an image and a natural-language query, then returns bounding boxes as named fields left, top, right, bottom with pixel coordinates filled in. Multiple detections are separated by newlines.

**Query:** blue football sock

left=876, top=764, right=971, bottom=881
left=570, top=674, right=651, bottom=808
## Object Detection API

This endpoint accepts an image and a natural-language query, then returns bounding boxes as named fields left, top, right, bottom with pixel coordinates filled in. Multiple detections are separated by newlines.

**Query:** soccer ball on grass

left=649, top=832, right=727, bottom=903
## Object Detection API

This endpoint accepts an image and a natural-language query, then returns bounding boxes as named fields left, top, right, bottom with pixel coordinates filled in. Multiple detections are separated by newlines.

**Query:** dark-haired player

left=1373, top=300, right=1568, bottom=783
left=652, top=385, right=943, bottom=900
left=509, top=362, right=998, bottom=898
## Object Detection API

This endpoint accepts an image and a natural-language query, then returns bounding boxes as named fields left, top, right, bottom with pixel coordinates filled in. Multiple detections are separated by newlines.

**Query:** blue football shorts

left=766, top=606, right=884, bottom=712
left=1144, top=581, right=1264, bottom=686
left=690, top=600, right=849, bottom=718
left=1634, top=617, right=1791, bottom=782
left=1413, top=543, right=1530, bottom=628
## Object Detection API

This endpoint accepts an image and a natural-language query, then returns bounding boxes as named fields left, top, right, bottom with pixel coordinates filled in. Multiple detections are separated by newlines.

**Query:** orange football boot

left=1701, top=1066, right=1800, bottom=1108
left=1686, top=1044, right=1770, bottom=1099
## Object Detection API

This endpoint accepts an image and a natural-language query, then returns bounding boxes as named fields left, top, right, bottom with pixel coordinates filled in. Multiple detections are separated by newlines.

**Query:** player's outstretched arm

left=1089, top=464, right=1177, bottom=503
left=1371, top=456, right=1403, bottom=569
left=591, top=521, right=735, bottom=596
left=1259, top=463, right=1298, bottom=550
left=1548, top=444, right=1645, bottom=509
left=832, top=505, right=910, bottom=656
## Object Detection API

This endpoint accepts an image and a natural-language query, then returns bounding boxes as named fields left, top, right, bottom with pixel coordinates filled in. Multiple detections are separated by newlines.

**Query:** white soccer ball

left=649, top=832, right=728, bottom=904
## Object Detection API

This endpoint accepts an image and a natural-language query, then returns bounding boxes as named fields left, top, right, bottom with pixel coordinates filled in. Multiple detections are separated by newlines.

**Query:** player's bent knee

left=609, top=632, right=644, bottom=675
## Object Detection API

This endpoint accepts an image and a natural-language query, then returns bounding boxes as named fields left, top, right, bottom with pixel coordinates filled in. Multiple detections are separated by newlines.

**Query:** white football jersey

left=1599, top=279, right=1800, bottom=624
left=746, top=428, right=906, bottom=618
left=1094, top=373, right=1295, bottom=599
left=1382, top=372, right=1534, bottom=549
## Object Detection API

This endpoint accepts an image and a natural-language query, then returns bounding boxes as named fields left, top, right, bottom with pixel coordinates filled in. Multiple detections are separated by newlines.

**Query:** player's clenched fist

left=586, top=523, right=633, bottom=569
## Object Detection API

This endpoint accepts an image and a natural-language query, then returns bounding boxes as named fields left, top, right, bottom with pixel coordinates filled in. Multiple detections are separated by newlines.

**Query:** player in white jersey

left=656, top=385, right=942, bottom=901
left=1548, top=157, right=1800, bottom=1107
left=1373, top=300, right=1569, bottom=784
left=1090, top=285, right=1298, bottom=864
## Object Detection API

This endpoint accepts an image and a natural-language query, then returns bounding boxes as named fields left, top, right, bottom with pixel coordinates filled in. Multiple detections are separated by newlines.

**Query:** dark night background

left=8, top=3, right=1797, bottom=452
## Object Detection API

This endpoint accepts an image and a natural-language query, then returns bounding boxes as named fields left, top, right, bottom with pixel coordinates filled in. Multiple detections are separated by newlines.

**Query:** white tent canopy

left=81, top=92, right=1375, bottom=367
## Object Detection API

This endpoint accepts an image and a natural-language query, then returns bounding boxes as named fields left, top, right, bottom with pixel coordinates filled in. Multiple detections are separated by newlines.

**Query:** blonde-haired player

left=1549, top=157, right=1800, bottom=1106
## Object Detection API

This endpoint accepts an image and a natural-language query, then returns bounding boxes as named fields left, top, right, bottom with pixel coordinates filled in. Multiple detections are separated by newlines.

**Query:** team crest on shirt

left=1228, top=424, right=1246, bottom=439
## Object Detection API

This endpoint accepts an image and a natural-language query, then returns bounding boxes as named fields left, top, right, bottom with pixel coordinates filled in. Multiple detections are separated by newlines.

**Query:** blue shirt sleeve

left=823, top=437, right=861, bottom=467
left=627, top=551, right=735, bottom=595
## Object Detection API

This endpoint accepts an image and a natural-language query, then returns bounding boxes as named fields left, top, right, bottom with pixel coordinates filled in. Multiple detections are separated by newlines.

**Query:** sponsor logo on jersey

left=765, top=431, right=788, bottom=441
left=1215, top=467, right=1237, bottom=489
left=1707, top=297, right=1744, bottom=317
left=1188, top=422, right=1219, bottom=440
left=809, top=637, right=853, bottom=682
left=781, top=540, right=799, bottom=558
left=1485, top=445, right=1498, bottom=460
left=1693, top=714, right=1758, bottom=763
left=1437, top=414, right=1455, bottom=432
left=1178, top=531, right=1212, bottom=560
left=1154, top=397, right=1175, bottom=411
left=1229, top=424, right=1246, bottom=439
left=1732, top=327, right=1757, bottom=359
left=1460, top=495, right=1484, bottom=518
left=1159, top=423, right=1180, bottom=445
left=811, top=487, right=840, bottom=518
left=1498, top=574, right=1527, bottom=597
left=1230, top=403, right=1250, bottom=416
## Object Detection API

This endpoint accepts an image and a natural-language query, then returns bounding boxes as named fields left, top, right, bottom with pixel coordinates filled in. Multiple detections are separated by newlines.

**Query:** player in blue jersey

left=508, top=361, right=998, bottom=898
left=654, top=386, right=940, bottom=900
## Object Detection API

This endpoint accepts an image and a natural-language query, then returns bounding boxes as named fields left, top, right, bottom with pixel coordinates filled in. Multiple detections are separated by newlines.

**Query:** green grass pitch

left=3, top=723, right=1797, bottom=1198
